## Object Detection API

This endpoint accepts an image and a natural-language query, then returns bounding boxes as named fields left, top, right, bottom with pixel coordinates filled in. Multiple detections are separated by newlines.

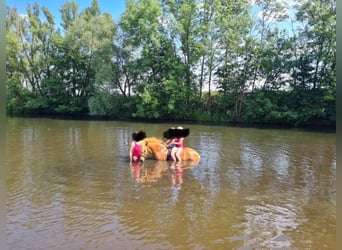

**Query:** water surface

left=6, top=118, right=336, bottom=249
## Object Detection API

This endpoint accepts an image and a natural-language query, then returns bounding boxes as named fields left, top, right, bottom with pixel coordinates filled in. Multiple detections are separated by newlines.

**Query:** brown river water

left=5, top=117, right=336, bottom=249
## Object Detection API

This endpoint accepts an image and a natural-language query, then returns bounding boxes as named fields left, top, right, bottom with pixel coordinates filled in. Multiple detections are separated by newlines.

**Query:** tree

left=6, top=0, right=335, bottom=127
left=63, top=0, right=117, bottom=114
left=292, top=0, right=336, bottom=90
left=6, top=3, right=63, bottom=113
left=162, top=0, right=202, bottom=91
left=214, top=0, right=253, bottom=121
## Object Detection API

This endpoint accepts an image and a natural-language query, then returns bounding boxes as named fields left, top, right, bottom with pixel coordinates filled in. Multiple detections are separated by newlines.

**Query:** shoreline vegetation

left=7, top=113, right=336, bottom=133
left=6, top=0, right=335, bottom=131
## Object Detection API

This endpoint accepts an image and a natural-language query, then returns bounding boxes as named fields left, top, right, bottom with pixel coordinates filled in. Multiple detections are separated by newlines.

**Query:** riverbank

left=6, top=113, right=336, bottom=133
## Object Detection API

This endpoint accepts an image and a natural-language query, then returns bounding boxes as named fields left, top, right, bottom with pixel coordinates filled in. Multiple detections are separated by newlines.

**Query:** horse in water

left=141, top=137, right=201, bottom=161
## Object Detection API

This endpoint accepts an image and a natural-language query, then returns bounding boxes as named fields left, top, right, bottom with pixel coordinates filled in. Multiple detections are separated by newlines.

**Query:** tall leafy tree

left=247, top=0, right=291, bottom=91
left=214, top=0, right=253, bottom=121
left=119, top=0, right=163, bottom=89
left=196, top=0, right=219, bottom=103
left=6, top=3, right=62, bottom=113
left=163, top=0, right=202, bottom=89
left=289, top=0, right=336, bottom=123
left=62, top=0, right=117, bottom=113
left=292, top=0, right=336, bottom=90
left=120, top=0, right=162, bottom=49
left=120, top=0, right=191, bottom=119
left=6, top=6, right=30, bottom=113
left=60, top=1, right=78, bottom=31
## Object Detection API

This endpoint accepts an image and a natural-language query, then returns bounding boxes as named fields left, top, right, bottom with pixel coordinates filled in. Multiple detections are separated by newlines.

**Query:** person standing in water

left=129, top=130, right=146, bottom=163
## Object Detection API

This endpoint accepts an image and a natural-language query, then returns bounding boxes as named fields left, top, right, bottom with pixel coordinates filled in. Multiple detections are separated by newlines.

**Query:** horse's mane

left=142, top=137, right=164, bottom=144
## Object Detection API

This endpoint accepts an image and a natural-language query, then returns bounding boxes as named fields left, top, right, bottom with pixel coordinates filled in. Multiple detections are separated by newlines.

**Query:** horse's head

left=140, top=140, right=152, bottom=158
left=141, top=137, right=167, bottom=160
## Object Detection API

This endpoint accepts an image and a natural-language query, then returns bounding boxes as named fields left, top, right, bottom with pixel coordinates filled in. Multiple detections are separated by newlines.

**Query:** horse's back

left=143, top=137, right=163, bottom=144
left=142, top=137, right=200, bottom=161
left=181, top=147, right=201, bottom=161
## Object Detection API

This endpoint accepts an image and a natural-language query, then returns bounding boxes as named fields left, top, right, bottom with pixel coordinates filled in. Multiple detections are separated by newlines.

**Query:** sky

left=6, top=0, right=127, bottom=23
left=6, top=0, right=298, bottom=32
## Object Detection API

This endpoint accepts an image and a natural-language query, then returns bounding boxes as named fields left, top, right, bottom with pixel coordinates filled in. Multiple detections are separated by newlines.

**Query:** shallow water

left=6, top=117, right=336, bottom=249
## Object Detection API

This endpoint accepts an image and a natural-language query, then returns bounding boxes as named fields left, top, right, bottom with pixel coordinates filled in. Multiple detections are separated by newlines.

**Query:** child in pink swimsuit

left=174, top=132, right=184, bottom=162
left=129, top=130, right=146, bottom=163
left=164, top=126, right=188, bottom=162
left=166, top=136, right=178, bottom=161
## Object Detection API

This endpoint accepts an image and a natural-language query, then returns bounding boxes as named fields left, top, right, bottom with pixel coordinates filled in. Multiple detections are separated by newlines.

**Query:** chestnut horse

left=141, top=137, right=201, bottom=161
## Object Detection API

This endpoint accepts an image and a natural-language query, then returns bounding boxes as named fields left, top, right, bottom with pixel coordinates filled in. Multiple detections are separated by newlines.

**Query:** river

left=5, top=117, right=336, bottom=249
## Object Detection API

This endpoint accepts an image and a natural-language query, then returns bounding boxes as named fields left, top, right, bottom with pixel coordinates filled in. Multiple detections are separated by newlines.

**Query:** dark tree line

left=6, top=0, right=336, bottom=127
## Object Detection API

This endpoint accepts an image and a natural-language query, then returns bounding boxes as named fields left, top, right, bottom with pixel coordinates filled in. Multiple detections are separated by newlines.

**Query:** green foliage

left=239, top=89, right=335, bottom=126
left=241, top=91, right=283, bottom=123
left=6, top=75, right=31, bottom=114
left=133, top=86, right=161, bottom=119
left=5, top=0, right=336, bottom=128
left=88, top=92, right=125, bottom=117
left=120, top=0, right=162, bottom=48
left=24, top=97, right=49, bottom=113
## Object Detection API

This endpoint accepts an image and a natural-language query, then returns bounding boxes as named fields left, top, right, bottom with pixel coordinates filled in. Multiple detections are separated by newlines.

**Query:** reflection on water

left=6, top=118, right=336, bottom=249
left=130, top=160, right=198, bottom=186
